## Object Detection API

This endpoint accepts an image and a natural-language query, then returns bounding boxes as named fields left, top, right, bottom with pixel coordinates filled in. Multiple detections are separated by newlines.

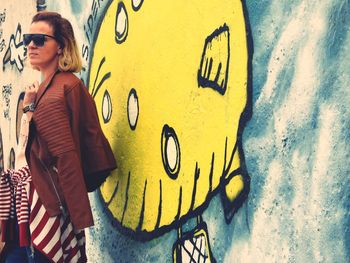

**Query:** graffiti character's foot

left=221, top=172, right=250, bottom=223
left=173, top=216, right=216, bottom=263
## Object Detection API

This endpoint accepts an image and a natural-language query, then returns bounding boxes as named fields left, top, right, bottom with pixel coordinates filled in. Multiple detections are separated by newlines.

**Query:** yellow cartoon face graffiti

left=89, top=0, right=251, bottom=239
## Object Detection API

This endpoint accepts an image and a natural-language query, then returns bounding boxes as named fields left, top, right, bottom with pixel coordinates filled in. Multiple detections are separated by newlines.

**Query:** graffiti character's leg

left=221, top=145, right=250, bottom=223
left=172, top=215, right=216, bottom=263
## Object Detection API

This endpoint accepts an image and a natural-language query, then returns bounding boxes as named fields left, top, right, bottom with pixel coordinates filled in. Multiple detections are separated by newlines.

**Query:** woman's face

left=27, top=21, right=61, bottom=72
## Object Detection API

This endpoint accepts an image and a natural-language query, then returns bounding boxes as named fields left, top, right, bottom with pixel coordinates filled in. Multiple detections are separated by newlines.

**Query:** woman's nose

left=27, top=41, right=36, bottom=49
left=27, top=40, right=36, bottom=48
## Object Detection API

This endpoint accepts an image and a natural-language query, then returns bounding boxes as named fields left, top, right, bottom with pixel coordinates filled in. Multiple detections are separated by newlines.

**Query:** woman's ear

left=57, top=47, right=62, bottom=55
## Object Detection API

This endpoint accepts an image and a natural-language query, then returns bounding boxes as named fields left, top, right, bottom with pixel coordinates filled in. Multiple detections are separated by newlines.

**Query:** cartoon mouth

left=197, top=24, right=230, bottom=95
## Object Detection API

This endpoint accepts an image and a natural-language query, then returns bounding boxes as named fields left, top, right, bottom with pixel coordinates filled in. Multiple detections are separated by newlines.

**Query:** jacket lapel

left=35, top=70, right=60, bottom=106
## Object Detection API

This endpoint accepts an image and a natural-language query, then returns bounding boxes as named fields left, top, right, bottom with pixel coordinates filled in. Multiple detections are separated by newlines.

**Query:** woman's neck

left=40, top=60, right=59, bottom=81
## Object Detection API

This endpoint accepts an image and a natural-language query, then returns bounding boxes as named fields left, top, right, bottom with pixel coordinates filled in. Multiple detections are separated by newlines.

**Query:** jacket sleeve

left=33, top=85, right=93, bottom=229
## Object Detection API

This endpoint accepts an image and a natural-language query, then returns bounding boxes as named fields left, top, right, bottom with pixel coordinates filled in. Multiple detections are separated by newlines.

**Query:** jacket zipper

left=29, top=117, right=67, bottom=217
left=37, top=157, right=67, bottom=217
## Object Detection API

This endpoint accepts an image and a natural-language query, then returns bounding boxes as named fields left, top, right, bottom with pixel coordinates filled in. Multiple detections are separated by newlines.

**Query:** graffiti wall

left=0, top=1, right=39, bottom=173
left=0, top=0, right=349, bottom=262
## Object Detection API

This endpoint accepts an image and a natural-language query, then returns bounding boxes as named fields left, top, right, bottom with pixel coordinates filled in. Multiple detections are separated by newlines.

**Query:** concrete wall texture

left=0, top=0, right=349, bottom=262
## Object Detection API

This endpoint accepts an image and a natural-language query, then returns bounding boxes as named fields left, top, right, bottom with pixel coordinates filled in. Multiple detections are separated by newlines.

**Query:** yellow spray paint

left=89, top=0, right=251, bottom=238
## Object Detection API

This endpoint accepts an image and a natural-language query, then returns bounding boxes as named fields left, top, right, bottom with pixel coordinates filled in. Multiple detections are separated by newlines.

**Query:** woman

left=0, top=11, right=116, bottom=262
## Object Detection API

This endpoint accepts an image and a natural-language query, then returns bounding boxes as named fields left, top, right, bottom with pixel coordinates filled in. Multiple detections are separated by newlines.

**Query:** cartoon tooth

left=88, top=0, right=251, bottom=241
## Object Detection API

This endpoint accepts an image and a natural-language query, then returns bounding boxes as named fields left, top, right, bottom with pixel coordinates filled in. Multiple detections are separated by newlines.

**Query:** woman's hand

left=23, top=81, right=39, bottom=107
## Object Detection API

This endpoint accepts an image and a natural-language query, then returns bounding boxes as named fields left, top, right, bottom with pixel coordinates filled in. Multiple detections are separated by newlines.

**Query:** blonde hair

left=32, top=11, right=82, bottom=72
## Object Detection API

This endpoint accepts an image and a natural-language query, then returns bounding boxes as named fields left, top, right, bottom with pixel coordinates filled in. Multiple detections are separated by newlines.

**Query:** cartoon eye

left=161, top=125, right=181, bottom=179
left=115, top=2, right=128, bottom=44
left=132, top=0, right=144, bottom=11
left=102, top=90, right=112, bottom=123
left=128, top=88, right=139, bottom=130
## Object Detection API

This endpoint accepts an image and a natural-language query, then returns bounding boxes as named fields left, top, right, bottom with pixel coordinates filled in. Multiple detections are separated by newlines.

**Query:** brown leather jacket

left=25, top=70, right=116, bottom=229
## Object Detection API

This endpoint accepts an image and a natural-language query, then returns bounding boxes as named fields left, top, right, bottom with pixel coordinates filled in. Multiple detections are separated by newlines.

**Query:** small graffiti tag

left=0, top=30, right=5, bottom=53
left=0, top=9, right=6, bottom=53
left=2, top=84, right=12, bottom=120
left=0, top=9, right=5, bottom=26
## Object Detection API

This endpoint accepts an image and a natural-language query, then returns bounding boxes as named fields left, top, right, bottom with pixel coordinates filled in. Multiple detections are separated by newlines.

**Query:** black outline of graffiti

left=0, top=30, right=5, bottom=53
left=3, top=23, right=27, bottom=72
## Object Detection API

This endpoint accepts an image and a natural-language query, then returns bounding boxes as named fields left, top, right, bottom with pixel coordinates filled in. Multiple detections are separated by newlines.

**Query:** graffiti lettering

left=0, top=9, right=5, bottom=26
left=82, top=0, right=105, bottom=61
left=2, top=84, right=12, bottom=120
left=3, top=23, right=26, bottom=72
left=82, top=43, right=89, bottom=61
left=0, top=31, right=5, bottom=53
left=0, top=9, right=6, bottom=53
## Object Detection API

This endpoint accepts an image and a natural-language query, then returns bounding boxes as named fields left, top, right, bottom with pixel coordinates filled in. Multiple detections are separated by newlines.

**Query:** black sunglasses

left=23, top=33, right=59, bottom=47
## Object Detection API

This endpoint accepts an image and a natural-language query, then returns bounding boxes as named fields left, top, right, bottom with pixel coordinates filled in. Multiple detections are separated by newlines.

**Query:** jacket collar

left=35, top=70, right=60, bottom=106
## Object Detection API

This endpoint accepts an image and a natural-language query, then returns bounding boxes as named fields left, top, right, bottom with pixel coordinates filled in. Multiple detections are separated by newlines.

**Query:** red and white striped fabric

left=0, top=166, right=31, bottom=246
left=0, top=166, right=86, bottom=263
left=29, top=185, right=86, bottom=263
